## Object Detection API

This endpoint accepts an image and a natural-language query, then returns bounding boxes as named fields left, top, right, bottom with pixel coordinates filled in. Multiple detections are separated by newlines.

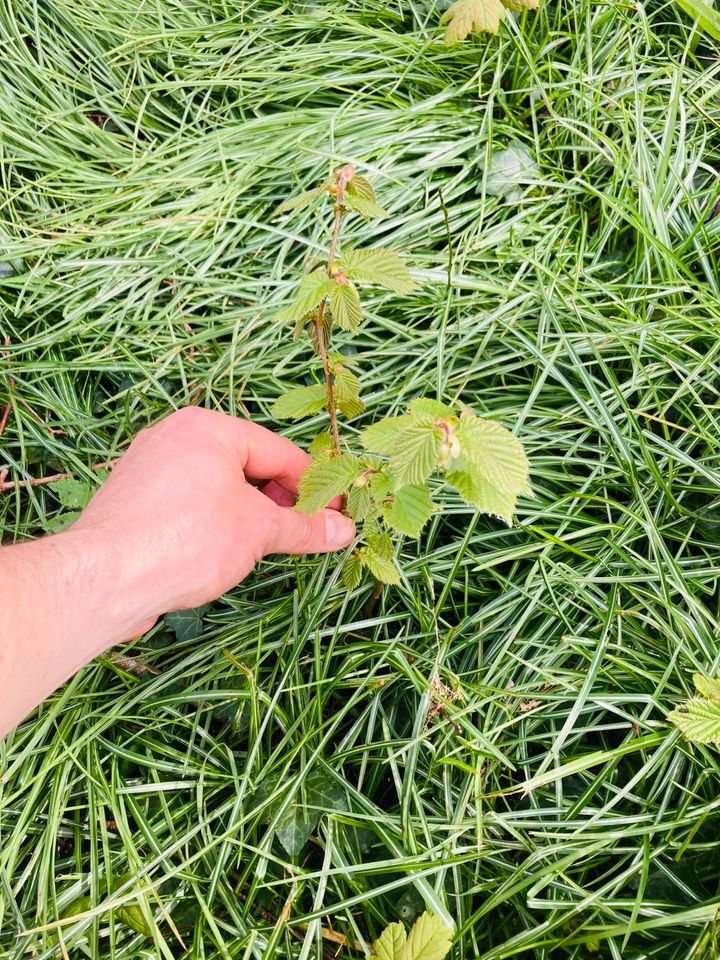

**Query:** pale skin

left=0, top=407, right=356, bottom=738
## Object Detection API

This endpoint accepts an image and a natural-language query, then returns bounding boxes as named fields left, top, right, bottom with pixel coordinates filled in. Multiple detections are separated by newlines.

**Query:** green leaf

left=48, top=477, right=92, bottom=509
left=408, top=398, right=455, bottom=420
left=361, top=416, right=413, bottom=455
left=346, top=175, right=377, bottom=204
left=43, top=510, right=81, bottom=534
left=308, top=432, right=334, bottom=457
left=271, top=383, right=327, bottom=420
left=456, top=412, right=531, bottom=497
left=402, top=911, right=453, bottom=960
left=389, top=423, right=443, bottom=488
left=330, top=280, right=363, bottom=332
left=166, top=605, right=209, bottom=642
left=276, top=269, right=335, bottom=324
left=362, top=545, right=401, bottom=585
left=341, top=552, right=364, bottom=590
left=275, top=184, right=329, bottom=216
left=342, top=248, right=418, bottom=294
left=384, top=484, right=435, bottom=538
left=334, top=366, right=365, bottom=419
left=370, top=470, right=392, bottom=500
left=373, top=921, right=407, bottom=960
left=694, top=674, right=720, bottom=701
left=296, top=454, right=361, bottom=514
left=263, top=771, right=347, bottom=856
left=446, top=463, right=515, bottom=523
left=116, top=903, right=153, bottom=939
left=347, top=481, right=372, bottom=522
left=668, top=698, right=720, bottom=744
left=440, top=0, right=507, bottom=42
left=344, top=194, right=389, bottom=220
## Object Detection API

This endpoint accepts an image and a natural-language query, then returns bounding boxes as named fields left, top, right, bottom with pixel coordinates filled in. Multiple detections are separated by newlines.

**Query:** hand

left=73, top=406, right=356, bottom=623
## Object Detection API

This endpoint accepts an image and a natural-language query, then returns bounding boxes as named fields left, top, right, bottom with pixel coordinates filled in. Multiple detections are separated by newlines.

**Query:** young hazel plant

left=272, top=165, right=531, bottom=588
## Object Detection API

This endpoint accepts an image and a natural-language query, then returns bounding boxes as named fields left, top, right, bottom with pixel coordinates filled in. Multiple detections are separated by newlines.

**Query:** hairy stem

left=314, top=165, right=354, bottom=456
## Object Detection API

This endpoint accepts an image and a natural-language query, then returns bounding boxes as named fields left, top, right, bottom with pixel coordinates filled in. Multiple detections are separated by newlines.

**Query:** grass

left=1, top=0, right=720, bottom=957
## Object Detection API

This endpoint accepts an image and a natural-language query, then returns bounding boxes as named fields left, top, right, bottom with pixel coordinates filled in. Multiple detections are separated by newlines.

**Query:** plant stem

left=313, top=165, right=354, bottom=456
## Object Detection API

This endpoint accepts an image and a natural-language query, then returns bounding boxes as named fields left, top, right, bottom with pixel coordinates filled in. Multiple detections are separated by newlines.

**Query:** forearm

left=0, top=528, right=153, bottom=737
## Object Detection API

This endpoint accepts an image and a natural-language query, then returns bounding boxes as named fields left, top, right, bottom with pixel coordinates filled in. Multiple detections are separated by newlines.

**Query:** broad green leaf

left=361, top=416, right=413, bottom=455
left=117, top=903, right=153, bottom=939
left=341, top=552, right=364, bottom=590
left=362, top=546, right=401, bottom=585
left=384, top=484, right=435, bottom=538
left=446, top=464, right=515, bottom=523
left=334, top=366, right=365, bottom=419
left=370, top=470, right=393, bottom=500
left=43, top=510, right=81, bottom=533
left=271, top=383, right=327, bottom=420
left=373, top=921, right=407, bottom=960
left=389, top=423, right=443, bottom=488
left=166, top=605, right=209, bottom=642
left=275, top=184, right=329, bottom=216
left=456, top=412, right=531, bottom=497
left=408, top=398, right=454, bottom=420
left=276, top=269, right=335, bottom=324
left=694, top=674, right=720, bottom=702
left=344, top=194, right=389, bottom=220
left=342, top=248, right=418, bottom=294
left=48, top=477, right=92, bottom=509
left=402, top=911, right=453, bottom=960
left=346, top=175, right=377, bottom=204
left=484, top=141, right=539, bottom=201
left=308, top=432, right=334, bottom=457
left=263, top=771, right=347, bottom=856
left=330, top=280, right=363, bottom=332
left=668, top=698, right=720, bottom=744
left=296, top=454, right=361, bottom=514
left=347, top=481, right=372, bottom=522
left=501, top=0, right=539, bottom=12
left=441, top=0, right=506, bottom=42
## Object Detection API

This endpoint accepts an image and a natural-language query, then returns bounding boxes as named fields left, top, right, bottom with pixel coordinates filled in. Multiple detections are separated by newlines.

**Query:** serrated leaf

left=362, top=546, right=401, bottom=585
left=308, top=432, right=334, bottom=457
left=402, top=911, right=453, bottom=960
left=330, top=280, right=363, bottom=332
left=373, top=921, right=407, bottom=960
left=668, top=698, right=720, bottom=744
left=389, top=423, right=443, bottom=488
left=446, top=463, right=515, bottom=523
left=370, top=470, right=392, bottom=500
left=334, top=366, right=365, bottom=419
left=271, top=383, right=327, bottom=420
left=694, top=674, right=720, bottom=701
left=408, top=398, right=455, bottom=420
left=441, top=0, right=506, bottom=42
left=344, top=194, right=389, bottom=220
left=276, top=269, right=336, bottom=324
left=346, top=175, right=377, bottom=203
left=361, top=416, right=413, bottom=455
left=341, top=552, right=364, bottom=590
left=456, top=412, right=531, bottom=497
left=275, top=184, right=329, bottom=216
left=347, top=481, right=372, bottom=522
left=342, top=248, right=418, bottom=294
left=48, top=477, right=92, bottom=509
left=296, top=454, right=361, bottom=514
left=384, top=484, right=435, bottom=538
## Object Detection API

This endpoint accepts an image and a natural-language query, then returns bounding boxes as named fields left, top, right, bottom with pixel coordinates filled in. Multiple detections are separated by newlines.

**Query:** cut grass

left=2, top=1, right=720, bottom=958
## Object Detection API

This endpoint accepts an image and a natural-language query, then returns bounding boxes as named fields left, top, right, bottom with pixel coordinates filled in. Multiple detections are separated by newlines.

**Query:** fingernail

left=325, top=512, right=355, bottom=550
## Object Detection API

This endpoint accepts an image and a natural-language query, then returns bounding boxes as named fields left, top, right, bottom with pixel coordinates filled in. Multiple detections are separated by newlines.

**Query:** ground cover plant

left=1, top=2, right=720, bottom=959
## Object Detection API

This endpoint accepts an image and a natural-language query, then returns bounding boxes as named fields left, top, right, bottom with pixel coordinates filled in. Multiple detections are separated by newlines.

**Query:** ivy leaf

left=384, top=484, right=435, bottom=538
left=362, top=543, right=401, bottom=585
left=296, top=454, right=361, bottom=514
left=275, top=184, right=329, bottom=217
left=668, top=698, right=720, bottom=745
left=344, top=194, right=389, bottom=220
left=441, top=0, right=507, bottom=42
left=276, top=269, right=335, bottom=324
left=446, top=463, right=515, bottom=523
left=308, top=432, right=334, bottom=457
left=166, top=604, right=209, bottom=642
left=342, top=248, right=418, bottom=294
left=402, top=911, right=453, bottom=960
left=331, top=280, right=363, bottom=332
left=334, top=366, right=365, bottom=419
left=260, top=771, right=347, bottom=856
left=346, top=176, right=377, bottom=204
left=48, top=477, right=93, bottom=509
left=361, top=416, right=413, bottom=455
left=347, top=481, right=372, bottom=522
left=341, top=552, right=364, bottom=590
left=271, top=383, right=327, bottom=420
left=694, top=674, right=720, bottom=702
left=408, top=398, right=454, bottom=420
left=373, top=922, right=407, bottom=960
left=456, top=412, right=531, bottom=497
left=389, top=423, right=442, bottom=488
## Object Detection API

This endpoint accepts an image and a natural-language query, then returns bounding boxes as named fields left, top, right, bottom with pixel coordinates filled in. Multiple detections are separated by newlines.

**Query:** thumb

left=269, top=508, right=355, bottom=556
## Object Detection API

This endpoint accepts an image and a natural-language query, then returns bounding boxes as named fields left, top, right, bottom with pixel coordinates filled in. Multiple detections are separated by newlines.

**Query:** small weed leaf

left=341, top=552, right=363, bottom=590
left=48, top=477, right=92, bottom=509
left=275, top=184, right=329, bottom=217
left=342, top=247, right=418, bottom=294
left=272, top=383, right=327, bottom=420
left=330, top=280, right=363, bottom=331
left=276, top=269, right=336, bottom=323
left=456, top=412, right=531, bottom=497
left=445, top=464, right=515, bottom=523
left=384, top=484, right=435, bottom=538
left=693, top=673, right=720, bottom=702
left=258, top=771, right=347, bottom=856
left=372, top=912, right=453, bottom=960
left=373, top=921, right=407, bottom=960
left=441, top=0, right=507, bottom=42
left=344, top=194, right=389, bottom=219
left=389, top=423, right=443, bottom=488
left=668, top=698, right=720, bottom=744
left=361, top=416, right=413, bottom=455
left=166, top=605, right=208, bottom=642
left=296, top=453, right=362, bottom=513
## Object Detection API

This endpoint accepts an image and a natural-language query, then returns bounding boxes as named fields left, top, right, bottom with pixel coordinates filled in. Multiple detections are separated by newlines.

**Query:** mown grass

left=2, top=1, right=720, bottom=958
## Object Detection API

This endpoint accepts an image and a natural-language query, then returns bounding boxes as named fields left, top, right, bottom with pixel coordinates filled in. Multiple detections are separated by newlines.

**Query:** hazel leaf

left=296, top=454, right=361, bottom=514
left=334, top=366, right=365, bottom=419
left=344, top=194, right=389, bottom=220
left=668, top=698, right=720, bottom=745
left=362, top=544, right=401, bottom=585
left=361, top=416, right=414, bottom=455
left=275, top=184, right=330, bottom=217
left=341, top=552, right=364, bottom=591
left=694, top=674, right=720, bottom=702
left=346, top=176, right=377, bottom=204
left=276, top=269, right=336, bottom=324
left=389, top=423, right=443, bottom=488
left=341, top=248, right=418, bottom=294
left=271, top=383, right=327, bottom=420
left=330, top=280, right=363, bottom=332
left=384, top=484, right=435, bottom=538
left=446, top=462, right=516, bottom=523
left=456, top=411, right=531, bottom=497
